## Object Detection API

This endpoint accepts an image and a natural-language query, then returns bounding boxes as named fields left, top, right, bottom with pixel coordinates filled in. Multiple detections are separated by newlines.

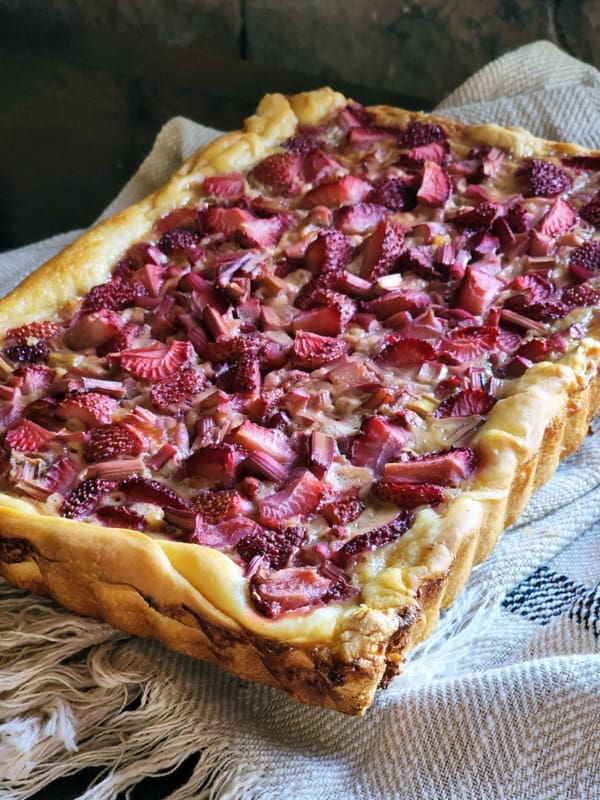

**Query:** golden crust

left=1, top=88, right=600, bottom=715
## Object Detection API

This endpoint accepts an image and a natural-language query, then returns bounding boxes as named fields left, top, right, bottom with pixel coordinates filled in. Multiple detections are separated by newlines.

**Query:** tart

left=1, top=88, right=599, bottom=715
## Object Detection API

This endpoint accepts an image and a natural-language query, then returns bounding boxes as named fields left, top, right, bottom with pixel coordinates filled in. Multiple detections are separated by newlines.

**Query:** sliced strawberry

left=43, top=455, right=79, bottom=496
left=515, top=335, right=567, bottom=362
left=119, top=341, right=190, bottom=380
left=303, top=148, right=341, bottom=183
left=453, top=267, right=503, bottom=316
left=561, top=283, right=600, bottom=309
left=65, top=310, right=124, bottom=350
left=539, top=198, right=577, bottom=236
left=229, top=419, right=295, bottom=463
left=82, top=279, right=146, bottom=313
left=62, top=477, right=115, bottom=519
left=351, top=415, right=409, bottom=473
left=154, top=207, right=198, bottom=236
left=203, top=173, right=245, bottom=199
left=417, top=161, right=450, bottom=207
left=304, top=230, right=353, bottom=275
left=150, top=367, right=206, bottom=412
left=194, top=489, right=253, bottom=524
left=237, top=525, right=306, bottom=569
left=580, top=193, right=600, bottom=227
left=332, top=511, right=414, bottom=568
left=185, top=443, right=247, bottom=485
left=238, top=216, right=285, bottom=249
left=368, top=177, right=416, bottom=212
left=58, top=391, right=119, bottom=427
left=439, top=326, right=497, bottom=363
left=283, top=131, right=323, bottom=154
left=225, top=353, right=262, bottom=394
left=383, top=447, right=476, bottom=486
left=363, top=289, right=430, bottom=319
left=203, top=334, right=263, bottom=365
left=505, top=273, right=567, bottom=322
left=451, top=202, right=501, bottom=229
left=309, top=431, right=335, bottom=479
left=6, top=321, right=62, bottom=344
left=292, top=305, right=344, bottom=336
left=348, top=125, right=396, bottom=149
left=321, top=493, right=365, bottom=525
left=16, top=365, right=54, bottom=396
left=360, top=219, right=405, bottom=281
left=401, top=141, right=448, bottom=167
left=401, top=121, right=445, bottom=148
left=200, top=206, right=255, bottom=237
left=303, top=175, right=371, bottom=209
left=290, top=331, right=348, bottom=370
left=526, top=159, right=571, bottom=197
left=95, top=505, right=145, bottom=531
left=335, top=203, right=387, bottom=234
left=84, top=423, right=144, bottom=463
left=373, top=480, right=446, bottom=507
left=158, top=228, right=204, bottom=260
left=436, top=389, right=496, bottom=418
left=249, top=566, right=335, bottom=617
left=250, top=152, right=304, bottom=196
left=259, top=469, right=327, bottom=527
left=120, top=477, right=188, bottom=510
left=376, top=335, right=437, bottom=367
left=5, top=419, right=55, bottom=452
left=569, top=241, right=600, bottom=281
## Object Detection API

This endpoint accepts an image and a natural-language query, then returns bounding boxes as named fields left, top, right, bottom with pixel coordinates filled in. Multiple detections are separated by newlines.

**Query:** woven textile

left=1, top=41, right=599, bottom=800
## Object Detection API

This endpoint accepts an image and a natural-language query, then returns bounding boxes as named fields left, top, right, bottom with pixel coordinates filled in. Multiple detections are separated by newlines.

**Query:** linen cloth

left=1, top=41, right=599, bottom=800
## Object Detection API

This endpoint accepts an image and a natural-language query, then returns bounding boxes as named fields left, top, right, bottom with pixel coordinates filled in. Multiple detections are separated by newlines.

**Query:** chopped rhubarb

left=309, top=431, right=334, bottom=478
left=382, top=448, right=476, bottom=486
left=351, top=415, right=409, bottom=473
left=249, top=566, right=335, bottom=617
left=244, top=450, right=291, bottom=483
left=185, top=443, right=247, bottom=485
left=230, top=420, right=295, bottom=463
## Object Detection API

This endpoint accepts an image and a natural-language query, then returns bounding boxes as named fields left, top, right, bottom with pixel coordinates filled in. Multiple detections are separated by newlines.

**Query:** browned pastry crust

left=1, top=88, right=599, bottom=715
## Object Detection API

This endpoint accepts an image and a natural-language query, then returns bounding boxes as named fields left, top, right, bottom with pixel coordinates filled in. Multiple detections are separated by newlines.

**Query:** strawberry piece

left=360, top=219, right=405, bottom=281
left=348, top=126, right=396, bottom=149
left=304, top=230, right=353, bottom=275
left=191, top=515, right=258, bottom=550
left=283, top=132, right=323, bottom=154
left=539, top=198, right=577, bottom=236
left=515, top=335, right=567, bottom=363
left=332, top=511, right=414, bottom=568
left=127, top=242, right=166, bottom=268
left=417, top=161, right=450, bottom=207
left=249, top=566, right=335, bottom=617
left=292, top=305, right=344, bottom=337
left=453, top=267, right=503, bottom=316
left=569, top=241, right=600, bottom=281
left=368, top=178, right=416, bottom=212
left=237, top=525, right=306, bottom=569
left=439, top=326, right=497, bottom=363
left=58, top=391, right=119, bottom=427
left=401, top=141, right=448, bottom=167
left=259, top=469, right=327, bottom=527
left=526, top=159, right=571, bottom=197
left=6, top=321, right=62, bottom=344
left=119, top=340, right=190, bottom=380
left=561, top=283, right=600, bottom=309
left=383, top=448, right=476, bottom=486
left=309, top=431, right=335, bottom=479
left=154, top=207, right=198, bottom=236
left=200, top=206, right=255, bottom=237
left=579, top=193, right=600, bottom=227
left=401, top=121, right=445, bottom=148
left=303, top=148, right=341, bottom=183
left=158, top=228, right=204, bottom=259
left=150, top=367, right=206, bottom=412
left=5, top=419, right=55, bottom=452
left=230, top=420, right=294, bottom=463
left=65, top=310, right=124, bottom=350
left=321, top=493, right=365, bottom=526
left=120, top=477, right=188, bottom=510
left=238, top=216, right=285, bottom=249
left=203, top=334, right=263, bottom=365
left=363, top=289, right=430, bottom=319
left=225, top=353, right=262, bottom=394
left=351, top=415, right=409, bottom=473
left=505, top=273, right=567, bottom=322
left=16, top=365, right=54, bottom=396
left=452, top=202, right=501, bottom=229
left=82, top=279, right=146, bottom=313
left=376, top=335, right=437, bottom=367
left=194, top=489, right=253, bottom=524
left=5, top=342, right=49, bottom=365
left=373, top=480, right=446, bottom=508
left=290, top=331, right=347, bottom=370
left=84, top=423, right=143, bottom=463
left=303, top=175, right=371, bottom=209
left=96, top=505, right=145, bottom=531
left=250, top=152, right=304, bottom=196
left=203, top=173, right=245, bottom=199
left=185, top=443, right=247, bottom=485
left=436, top=389, right=496, bottom=418
left=335, top=203, right=387, bottom=234
left=62, top=477, right=115, bottom=519
left=43, top=456, right=79, bottom=496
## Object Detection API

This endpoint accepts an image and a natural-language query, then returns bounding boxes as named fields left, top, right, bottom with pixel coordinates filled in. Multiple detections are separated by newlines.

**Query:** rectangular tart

left=0, top=88, right=599, bottom=715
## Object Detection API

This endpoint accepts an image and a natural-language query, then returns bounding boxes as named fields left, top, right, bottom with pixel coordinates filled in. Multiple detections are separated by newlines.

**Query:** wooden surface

left=0, top=17, right=428, bottom=254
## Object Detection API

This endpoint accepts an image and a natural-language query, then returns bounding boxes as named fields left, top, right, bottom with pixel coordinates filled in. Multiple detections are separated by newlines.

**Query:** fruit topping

left=290, top=331, right=347, bottom=370
left=416, top=161, right=450, bottom=207
left=84, top=423, right=144, bottom=463
left=373, top=480, right=446, bottom=508
left=5, top=419, right=55, bottom=452
left=360, top=220, right=405, bottom=281
left=185, top=443, right=247, bottom=485
left=150, top=367, right=206, bottom=412
left=229, top=420, right=295, bottom=463
left=368, top=178, right=415, bottom=211
left=303, top=175, right=371, bottom=209
left=120, top=477, right=188, bottom=510
left=350, top=416, right=409, bottom=473
left=195, top=489, right=253, bottom=524
left=5, top=342, right=49, bottom=365
left=249, top=566, right=340, bottom=617
left=250, top=152, right=304, bottom=196
left=435, top=389, right=496, bottom=418
left=96, top=505, right=145, bottom=531
left=321, top=493, right=365, bottom=526
left=82, top=279, right=146, bottom=313
left=382, top=447, right=476, bottom=486
left=539, top=198, right=577, bottom=236
left=237, top=524, right=306, bottom=570
left=203, top=173, right=245, bottom=199
left=332, top=511, right=414, bottom=568
left=58, top=391, right=119, bottom=427
left=569, top=241, right=600, bottom=281
left=579, top=193, right=600, bottom=227
left=119, top=341, right=190, bottom=380
left=62, top=477, right=115, bottom=519
left=259, top=469, right=328, bottom=527
left=526, top=159, right=571, bottom=197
